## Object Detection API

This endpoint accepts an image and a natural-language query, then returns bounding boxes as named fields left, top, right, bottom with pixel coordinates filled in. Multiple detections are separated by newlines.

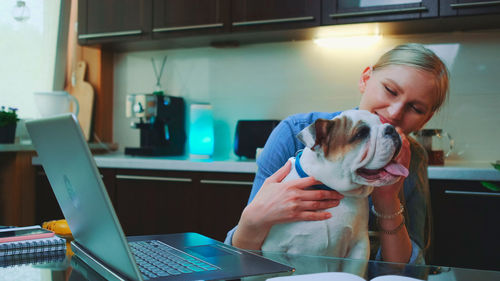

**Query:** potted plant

left=481, top=161, right=500, bottom=192
left=0, top=106, right=19, bottom=144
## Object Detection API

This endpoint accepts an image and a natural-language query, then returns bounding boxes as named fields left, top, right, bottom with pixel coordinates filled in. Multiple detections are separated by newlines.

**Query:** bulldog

left=261, top=109, right=409, bottom=260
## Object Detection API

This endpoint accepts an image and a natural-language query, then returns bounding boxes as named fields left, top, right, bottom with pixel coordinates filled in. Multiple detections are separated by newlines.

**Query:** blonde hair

left=373, top=43, right=450, bottom=113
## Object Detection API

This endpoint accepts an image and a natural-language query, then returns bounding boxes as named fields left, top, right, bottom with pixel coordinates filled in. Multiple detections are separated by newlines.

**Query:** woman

left=225, top=43, right=449, bottom=264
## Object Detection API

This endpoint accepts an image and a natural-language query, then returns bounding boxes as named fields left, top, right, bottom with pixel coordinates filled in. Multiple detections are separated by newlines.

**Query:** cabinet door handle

left=39, top=171, right=104, bottom=178
left=200, top=179, right=253, bottom=186
left=153, top=23, right=224, bottom=33
left=232, top=16, right=315, bottom=27
left=445, top=190, right=500, bottom=197
left=329, top=7, right=427, bottom=19
left=116, top=174, right=192, bottom=183
left=450, top=1, right=500, bottom=8
left=78, top=30, right=143, bottom=40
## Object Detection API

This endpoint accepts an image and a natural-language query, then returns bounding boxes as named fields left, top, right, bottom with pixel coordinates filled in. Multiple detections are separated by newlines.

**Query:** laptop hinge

left=71, top=241, right=139, bottom=281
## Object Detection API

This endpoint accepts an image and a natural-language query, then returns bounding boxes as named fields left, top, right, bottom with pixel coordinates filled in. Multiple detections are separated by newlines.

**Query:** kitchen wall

left=113, top=29, right=500, bottom=164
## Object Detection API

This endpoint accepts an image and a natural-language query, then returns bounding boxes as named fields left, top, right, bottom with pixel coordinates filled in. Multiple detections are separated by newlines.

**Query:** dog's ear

left=297, top=118, right=336, bottom=151
left=296, top=123, right=317, bottom=148
left=313, top=119, right=336, bottom=152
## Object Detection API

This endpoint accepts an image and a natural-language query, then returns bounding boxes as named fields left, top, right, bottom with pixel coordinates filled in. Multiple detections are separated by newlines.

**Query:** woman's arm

left=371, top=129, right=413, bottom=263
left=232, top=161, right=342, bottom=250
left=372, top=182, right=413, bottom=263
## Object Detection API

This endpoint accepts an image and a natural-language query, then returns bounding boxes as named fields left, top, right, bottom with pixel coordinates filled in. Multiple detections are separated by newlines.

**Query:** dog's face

left=297, top=110, right=408, bottom=194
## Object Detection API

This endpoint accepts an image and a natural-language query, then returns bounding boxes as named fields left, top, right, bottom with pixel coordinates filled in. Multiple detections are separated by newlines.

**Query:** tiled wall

left=113, top=29, right=500, bottom=163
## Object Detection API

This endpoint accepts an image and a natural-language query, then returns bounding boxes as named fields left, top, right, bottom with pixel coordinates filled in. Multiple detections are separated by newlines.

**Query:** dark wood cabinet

left=429, top=179, right=500, bottom=271
left=152, top=0, right=231, bottom=39
left=196, top=172, right=254, bottom=241
left=112, top=169, right=253, bottom=242
left=78, top=0, right=151, bottom=45
left=230, top=0, right=321, bottom=32
left=440, top=0, right=500, bottom=17
left=114, top=169, right=198, bottom=236
left=78, top=0, right=321, bottom=46
left=34, top=166, right=253, bottom=242
left=322, top=0, right=438, bottom=25
left=34, top=162, right=500, bottom=268
left=77, top=0, right=500, bottom=49
left=0, top=152, right=36, bottom=227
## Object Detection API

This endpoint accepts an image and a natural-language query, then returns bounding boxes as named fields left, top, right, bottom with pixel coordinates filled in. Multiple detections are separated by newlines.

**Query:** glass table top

left=1, top=251, right=500, bottom=281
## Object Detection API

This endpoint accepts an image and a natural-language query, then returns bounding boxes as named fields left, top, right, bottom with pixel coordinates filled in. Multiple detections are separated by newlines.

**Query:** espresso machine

left=124, top=93, right=186, bottom=156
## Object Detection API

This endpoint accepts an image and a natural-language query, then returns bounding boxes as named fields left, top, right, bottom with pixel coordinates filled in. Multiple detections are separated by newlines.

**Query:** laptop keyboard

left=129, top=240, right=219, bottom=280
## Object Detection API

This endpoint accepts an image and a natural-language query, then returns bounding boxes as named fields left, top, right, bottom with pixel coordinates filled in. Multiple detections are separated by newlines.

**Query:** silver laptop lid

left=26, top=114, right=142, bottom=281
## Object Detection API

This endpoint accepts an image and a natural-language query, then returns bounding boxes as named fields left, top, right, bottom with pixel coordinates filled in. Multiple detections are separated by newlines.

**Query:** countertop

left=31, top=153, right=500, bottom=181
left=94, top=153, right=258, bottom=173
left=1, top=142, right=118, bottom=153
left=0, top=143, right=37, bottom=152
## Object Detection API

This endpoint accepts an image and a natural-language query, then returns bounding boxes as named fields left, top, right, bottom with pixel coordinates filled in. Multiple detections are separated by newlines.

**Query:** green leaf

left=481, top=181, right=500, bottom=192
left=491, top=163, right=500, bottom=171
left=0, top=107, right=19, bottom=127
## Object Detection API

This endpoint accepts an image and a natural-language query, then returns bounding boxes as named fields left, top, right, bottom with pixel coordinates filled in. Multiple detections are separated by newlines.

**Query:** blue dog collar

left=295, top=151, right=333, bottom=191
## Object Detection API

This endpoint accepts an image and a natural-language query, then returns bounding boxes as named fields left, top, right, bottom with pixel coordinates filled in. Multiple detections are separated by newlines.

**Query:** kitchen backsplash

left=113, top=29, right=500, bottom=163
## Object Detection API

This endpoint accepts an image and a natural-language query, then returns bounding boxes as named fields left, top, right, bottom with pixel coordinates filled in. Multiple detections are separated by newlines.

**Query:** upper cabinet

left=322, top=0, right=437, bottom=25
left=77, top=0, right=500, bottom=49
left=152, top=0, right=231, bottom=39
left=230, top=0, right=321, bottom=32
left=440, top=0, right=500, bottom=16
left=78, top=0, right=151, bottom=45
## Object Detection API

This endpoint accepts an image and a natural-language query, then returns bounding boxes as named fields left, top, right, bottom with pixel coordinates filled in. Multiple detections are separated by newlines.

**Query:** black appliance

left=125, top=94, right=186, bottom=156
left=234, top=120, right=280, bottom=159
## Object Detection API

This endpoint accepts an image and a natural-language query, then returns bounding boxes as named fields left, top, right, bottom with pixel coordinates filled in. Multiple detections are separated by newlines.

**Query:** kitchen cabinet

left=34, top=167, right=117, bottom=225
left=114, top=169, right=198, bottom=236
left=230, top=0, right=321, bottom=32
left=0, top=152, right=36, bottom=227
left=33, top=166, right=253, bottom=242
left=152, top=0, right=231, bottom=39
left=196, top=172, right=254, bottom=240
left=322, top=0, right=438, bottom=25
left=113, top=169, right=253, bottom=242
left=77, top=0, right=500, bottom=49
left=77, top=0, right=151, bottom=45
left=440, top=0, right=500, bottom=17
left=33, top=156, right=500, bottom=267
left=429, top=179, right=500, bottom=271
left=79, top=0, right=319, bottom=45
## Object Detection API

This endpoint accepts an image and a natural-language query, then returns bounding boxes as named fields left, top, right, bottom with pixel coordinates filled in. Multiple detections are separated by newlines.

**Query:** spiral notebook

left=0, top=250, right=66, bottom=268
left=0, top=235, right=66, bottom=257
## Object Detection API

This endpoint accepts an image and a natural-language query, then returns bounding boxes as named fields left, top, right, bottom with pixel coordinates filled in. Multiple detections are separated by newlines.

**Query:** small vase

left=0, top=123, right=17, bottom=144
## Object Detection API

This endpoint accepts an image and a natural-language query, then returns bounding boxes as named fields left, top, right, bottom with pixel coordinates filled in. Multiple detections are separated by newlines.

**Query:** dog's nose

left=384, top=125, right=402, bottom=156
left=384, top=125, right=398, bottom=138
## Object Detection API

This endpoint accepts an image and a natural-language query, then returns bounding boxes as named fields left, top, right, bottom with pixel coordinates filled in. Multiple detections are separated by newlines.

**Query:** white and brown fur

left=261, top=109, right=405, bottom=260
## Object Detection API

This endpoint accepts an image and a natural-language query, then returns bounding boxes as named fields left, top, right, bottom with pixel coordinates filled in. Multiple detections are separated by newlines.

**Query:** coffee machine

left=124, top=93, right=186, bottom=156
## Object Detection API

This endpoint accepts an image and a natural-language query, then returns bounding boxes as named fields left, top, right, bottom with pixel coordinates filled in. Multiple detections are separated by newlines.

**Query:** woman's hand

left=371, top=128, right=413, bottom=263
left=232, top=160, right=344, bottom=250
left=372, top=127, right=411, bottom=202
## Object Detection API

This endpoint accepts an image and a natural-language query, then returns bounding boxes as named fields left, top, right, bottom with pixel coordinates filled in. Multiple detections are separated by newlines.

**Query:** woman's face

left=358, top=65, right=437, bottom=134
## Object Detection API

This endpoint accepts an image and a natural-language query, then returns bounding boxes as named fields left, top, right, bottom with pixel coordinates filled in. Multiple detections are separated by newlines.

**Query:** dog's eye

left=350, top=126, right=370, bottom=143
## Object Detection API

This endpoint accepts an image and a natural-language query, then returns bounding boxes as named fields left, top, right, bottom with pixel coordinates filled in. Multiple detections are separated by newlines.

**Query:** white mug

left=33, top=91, right=79, bottom=117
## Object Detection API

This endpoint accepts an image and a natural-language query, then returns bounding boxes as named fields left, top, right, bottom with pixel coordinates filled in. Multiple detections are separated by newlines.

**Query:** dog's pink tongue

left=384, top=162, right=409, bottom=178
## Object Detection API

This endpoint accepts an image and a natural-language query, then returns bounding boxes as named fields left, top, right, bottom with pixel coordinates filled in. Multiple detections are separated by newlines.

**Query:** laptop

left=26, top=114, right=293, bottom=281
